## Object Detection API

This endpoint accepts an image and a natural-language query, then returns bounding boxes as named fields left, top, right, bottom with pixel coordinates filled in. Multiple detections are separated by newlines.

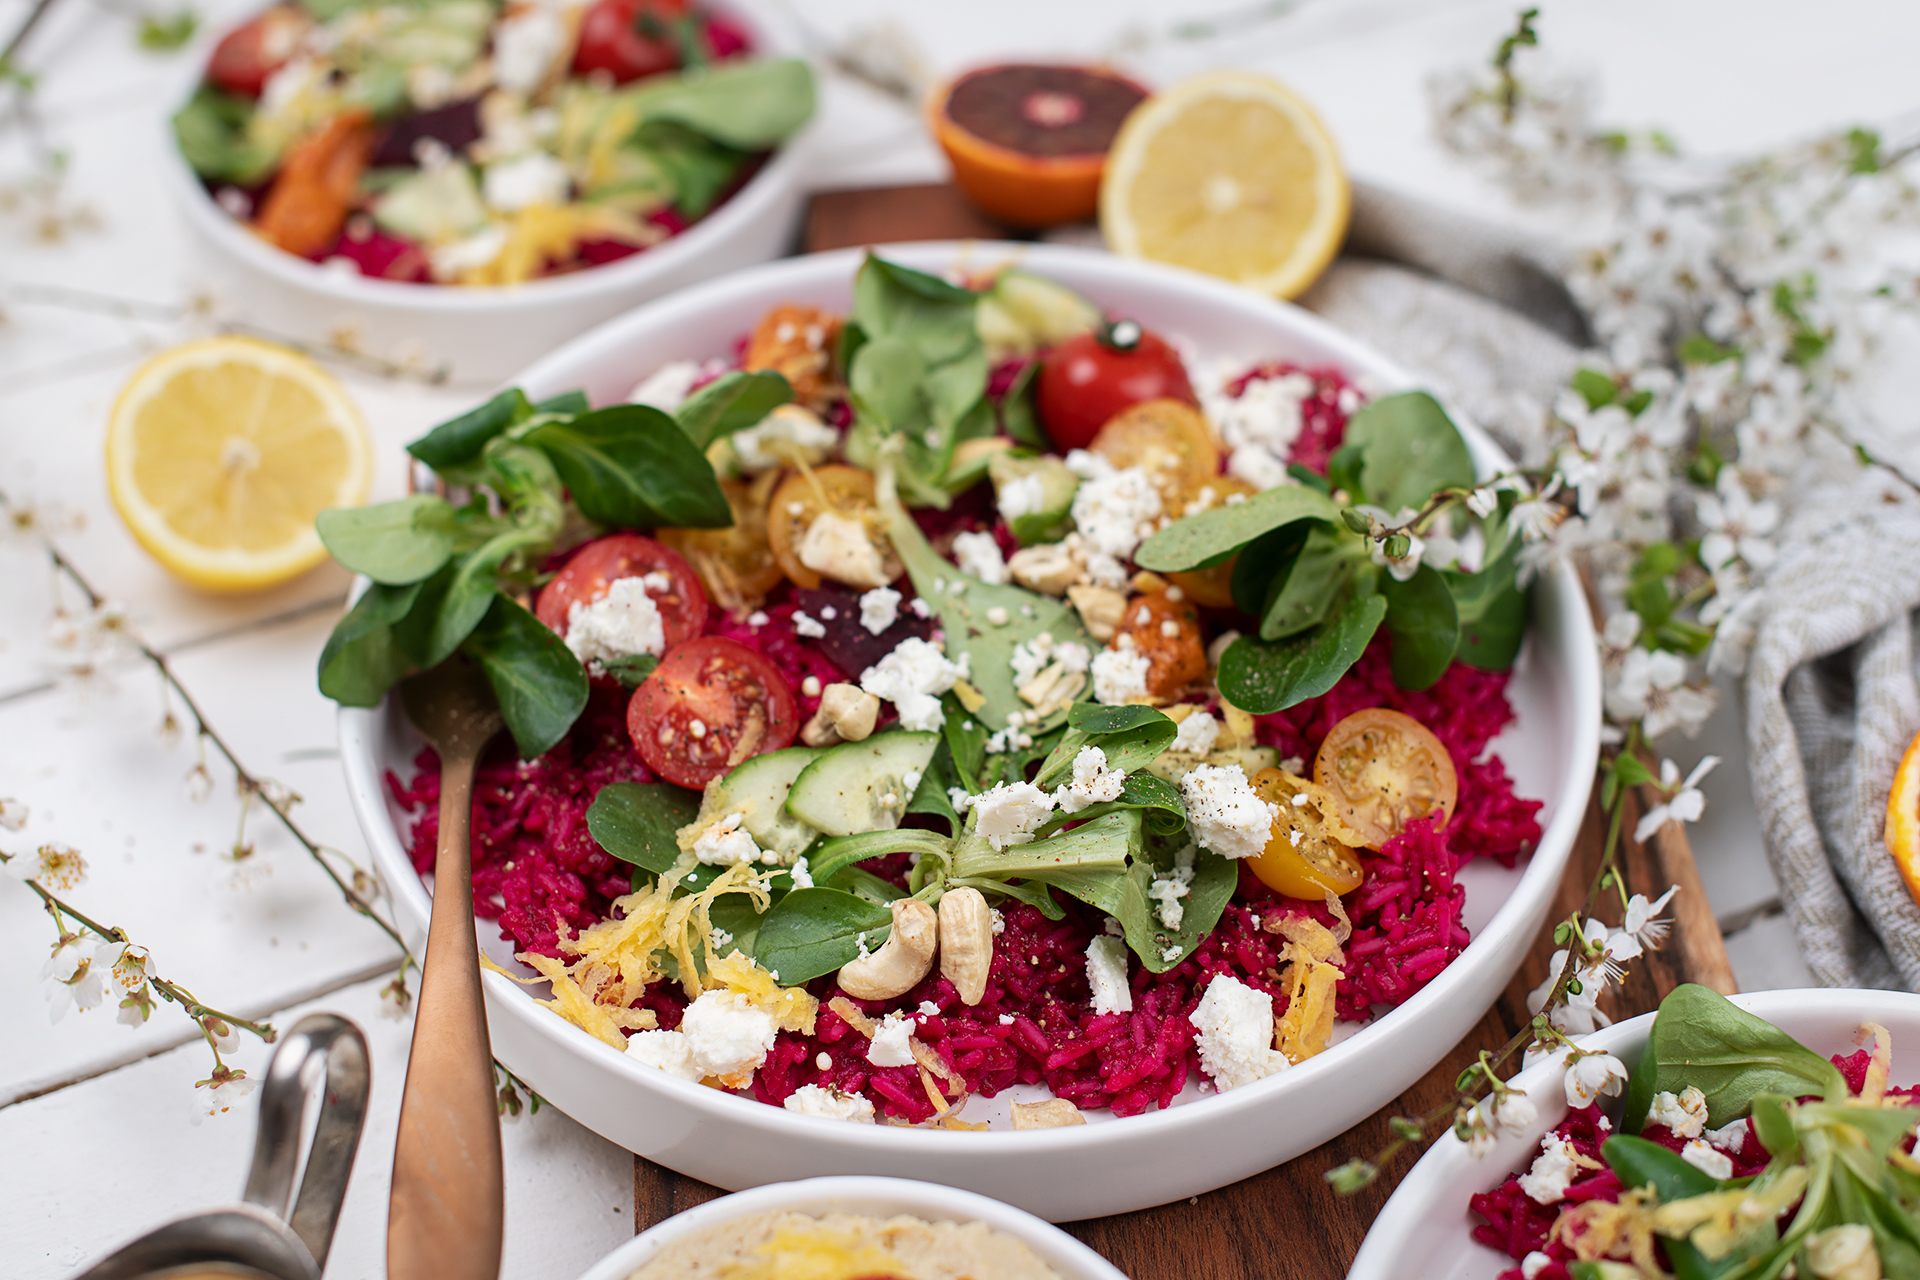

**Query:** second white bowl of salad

left=161, top=0, right=816, bottom=381
left=334, top=241, right=1600, bottom=1219
left=1349, top=985, right=1920, bottom=1280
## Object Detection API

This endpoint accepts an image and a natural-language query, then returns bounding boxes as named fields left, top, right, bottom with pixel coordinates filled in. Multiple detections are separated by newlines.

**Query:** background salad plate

left=157, top=5, right=816, bottom=384
left=573, top=1175, right=1127, bottom=1280
left=339, top=241, right=1602, bottom=1220
left=1347, top=988, right=1920, bottom=1280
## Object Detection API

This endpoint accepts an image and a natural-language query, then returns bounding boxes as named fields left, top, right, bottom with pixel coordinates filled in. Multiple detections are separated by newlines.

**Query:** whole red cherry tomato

left=535, top=534, right=709, bottom=653
left=206, top=4, right=311, bottom=98
left=1034, top=321, right=1198, bottom=453
left=571, top=0, right=689, bottom=84
left=628, top=637, right=798, bottom=787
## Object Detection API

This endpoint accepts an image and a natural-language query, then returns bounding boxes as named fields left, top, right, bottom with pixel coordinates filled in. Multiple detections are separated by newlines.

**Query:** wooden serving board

left=630, top=186, right=1738, bottom=1276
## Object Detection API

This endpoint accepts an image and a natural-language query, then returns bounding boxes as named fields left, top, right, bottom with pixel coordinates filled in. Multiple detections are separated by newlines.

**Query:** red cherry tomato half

left=571, top=0, right=689, bottom=84
left=206, top=5, right=311, bottom=98
left=1034, top=324, right=1197, bottom=453
left=535, top=534, right=709, bottom=652
left=628, top=637, right=798, bottom=788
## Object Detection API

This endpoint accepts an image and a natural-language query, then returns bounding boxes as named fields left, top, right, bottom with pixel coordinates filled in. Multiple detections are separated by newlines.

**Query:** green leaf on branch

left=753, top=887, right=894, bottom=985
left=1343, top=392, right=1476, bottom=512
left=317, top=581, right=422, bottom=706
left=316, top=494, right=459, bottom=584
left=674, top=369, right=792, bottom=449
left=587, top=782, right=701, bottom=875
left=460, top=595, right=590, bottom=758
left=1571, top=368, right=1618, bottom=410
left=408, top=388, right=532, bottom=470
left=1133, top=485, right=1338, bottom=573
left=1216, top=593, right=1387, bottom=714
left=138, top=11, right=198, bottom=50
left=529, top=404, right=731, bottom=529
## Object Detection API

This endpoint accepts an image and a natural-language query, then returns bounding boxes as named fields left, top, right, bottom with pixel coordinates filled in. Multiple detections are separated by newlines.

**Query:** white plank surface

left=0, top=0, right=1899, bottom=1271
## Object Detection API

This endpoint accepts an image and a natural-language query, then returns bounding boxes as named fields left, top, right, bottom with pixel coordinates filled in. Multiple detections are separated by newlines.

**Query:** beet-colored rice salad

left=352, top=254, right=1542, bottom=1128
left=1466, top=986, right=1920, bottom=1280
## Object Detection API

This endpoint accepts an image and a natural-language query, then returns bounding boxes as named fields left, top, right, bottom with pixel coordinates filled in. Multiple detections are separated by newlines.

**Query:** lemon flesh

left=1101, top=71, right=1351, bottom=300
left=106, top=337, right=372, bottom=592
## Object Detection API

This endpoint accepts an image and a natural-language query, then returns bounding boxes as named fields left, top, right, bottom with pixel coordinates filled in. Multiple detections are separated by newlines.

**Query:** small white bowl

left=158, top=7, right=816, bottom=384
left=338, top=242, right=1602, bottom=1221
left=1349, top=988, right=1920, bottom=1280
left=574, top=1176, right=1126, bottom=1280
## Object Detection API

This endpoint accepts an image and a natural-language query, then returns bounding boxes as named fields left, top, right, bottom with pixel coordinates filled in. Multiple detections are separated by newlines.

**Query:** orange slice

left=1887, top=728, right=1920, bottom=906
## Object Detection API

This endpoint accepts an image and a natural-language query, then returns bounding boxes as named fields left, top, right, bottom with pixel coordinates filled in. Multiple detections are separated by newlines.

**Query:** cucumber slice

left=976, top=270, right=1103, bottom=358
left=711, top=747, right=822, bottom=860
left=989, top=452, right=1079, bottom=546
left=785, top=730, right=939, bottom=837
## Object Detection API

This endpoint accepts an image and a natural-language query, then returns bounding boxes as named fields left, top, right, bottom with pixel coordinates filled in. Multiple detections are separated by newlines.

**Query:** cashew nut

left=937, top=887, right=993, bottom=1006
left=1011, top=1098, right=1087, bottom=1130
left=801, top=683, right=881, bottom=747
left=1067, top=584, right=1128, bottom=641
left=1008, top=543, right=1078, bottom=596
left=836, top=898, right=937, bottom=1000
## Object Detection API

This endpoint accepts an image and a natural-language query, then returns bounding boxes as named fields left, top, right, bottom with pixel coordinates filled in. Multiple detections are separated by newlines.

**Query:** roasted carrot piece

left=253, top=109, right=374, bottom=258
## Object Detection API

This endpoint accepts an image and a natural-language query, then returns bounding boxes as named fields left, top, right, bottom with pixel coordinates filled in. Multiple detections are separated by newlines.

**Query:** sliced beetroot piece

left=793, top=586, right=933, bottom=681
left=371, top=97, right=484, bottom=168
left=576, top=238, right=646, bottom=267
left=702, top=14, right=753, bottom=59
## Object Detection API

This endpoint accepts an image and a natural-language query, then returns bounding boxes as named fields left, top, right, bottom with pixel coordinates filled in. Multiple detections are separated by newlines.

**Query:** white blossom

left=1564, top=1052, right=1630, bottom=1108
left=1606, top=648, right=1716, bottom=738
left=1608, top=885, right=1680, bottom=961
left=190, top=1071, right=258, bottom=1124
left=1635, top=757, right=1719, bottom=843
left=0, top=798, right=26, bottom=831
left=1695, top=471, right=1780, bottom=572
left=8, top=842, right=88, bottom=891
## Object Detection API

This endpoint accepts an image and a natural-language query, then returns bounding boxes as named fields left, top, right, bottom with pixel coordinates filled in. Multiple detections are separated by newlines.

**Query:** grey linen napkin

left=1742, top=471, right=1920, bottom=989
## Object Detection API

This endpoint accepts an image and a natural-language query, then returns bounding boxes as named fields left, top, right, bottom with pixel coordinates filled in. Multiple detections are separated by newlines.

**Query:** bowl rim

left=1348, top=987, right=1920, bottom=1280
left=339, top=240, right=1603, bottom=1153
left=155, top=3, right=816, bottom=312
left=573, top=1174, right=1129, bottom=1280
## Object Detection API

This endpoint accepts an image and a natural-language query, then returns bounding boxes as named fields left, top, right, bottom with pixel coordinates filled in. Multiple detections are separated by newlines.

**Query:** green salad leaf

left=528, top=404, right=732, bottom=529
left=316, top=495, right=460, bottom=585
left=316, top=580, right=422, bottom=707
left=461, top=595, right=589, bottom=758
left=407, top=388, right=533, bottom=470
left=587, top=783, right=702, bottom=876
left=752, top=887, right=895, bottom=985
left=1343, top=391, right=1477, bottom=512
left=626, top=57, right=816, bottom=150
left=1133, top=484, right=1339, bottom=573
left=1217, top=592, right=1387, bottom=714
left=173, top=86, right=280, bottom=185
left=1625, top=984, right=1848, bottom=1132
left=675, top=370, right=793, bottom=449
left=1379, top=563, right=1460, bottom=691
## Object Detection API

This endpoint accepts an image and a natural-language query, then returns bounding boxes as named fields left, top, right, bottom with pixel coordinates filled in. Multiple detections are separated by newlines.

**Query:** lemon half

left=106, top=337, right=372, bottom=592
left=1100, top=71, right=1350, bottom=300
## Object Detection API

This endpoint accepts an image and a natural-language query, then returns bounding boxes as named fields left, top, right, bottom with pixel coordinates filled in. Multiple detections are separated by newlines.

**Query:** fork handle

left=387, top=746, right=503, bottom=1280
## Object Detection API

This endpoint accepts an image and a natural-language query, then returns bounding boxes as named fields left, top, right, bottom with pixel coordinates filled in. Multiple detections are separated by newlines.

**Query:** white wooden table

left=4, top=0, right=1911, bottom=1274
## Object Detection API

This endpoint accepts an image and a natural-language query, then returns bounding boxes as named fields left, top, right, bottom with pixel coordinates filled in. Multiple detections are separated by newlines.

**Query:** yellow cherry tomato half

left=1247, top=767, right=1367, bottom=899
left=1312, top=708, right=1459, bottom=850
left=765, top=464, right=897, bottom=591
left=1089, top=397, right=1220, bottom=504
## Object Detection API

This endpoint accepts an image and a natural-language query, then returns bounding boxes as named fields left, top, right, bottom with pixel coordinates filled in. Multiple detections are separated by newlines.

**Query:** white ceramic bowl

left=574, top=1176, right=1126, bottom=1280
left=338, top=242, right=1602, bottom=1221
left=158, top=6, right=816, bottom=384
left=1349, top=988, right=1920, bottom=1280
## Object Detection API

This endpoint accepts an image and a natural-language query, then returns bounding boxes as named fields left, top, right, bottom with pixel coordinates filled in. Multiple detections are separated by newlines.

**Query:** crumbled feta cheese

left=948, top=786, right=972, bottom=813
left=909, top=597, right=932, bottom=618
left=1189, top=974, right=1288, bottom=1091
left=1054, top=745, right=1126, bottom=813
left=677, top=991, right=779, bottom=1081
left=747, top=609, right=770, bottom=628
left=1227, top=445, right=1294, bottom=492
left=429, top=223, right=509, bottom=279
left=1200, top=364, right=1315, bottom=494
left=1180, top=764, right=1279, bottom=860
left=798, top=511, right=891, bottom=588
left=1084, top=935, right=1133, bottom=1015
left=490, top=6, right=563, bottom=94
left=998, top=472, right=1051, bottom=520
left=902, top=769, right=923, bottom=793
left=867, top=1012, right=917, bottom=1067
left=793, top=611, right=826, bottom=639
left=1091, top=645, right=1151, bottom=704
left=951, top=530, right=1008, bottom=585
left=1682, top=1138, right=1734, bottom=1180
left=859, top=587, right=901, bottom=635
left=821, top=606, right=838, bottom=620
left=628, top=359, right=705, bottom=412
left=968, top=781, right=1056, bottom=850
left=1647, top=1086, right=1710, bottom=1139
left=1171, top=709, right=1220, bottom=755
left=483, top=149, right=570, bottom=212
left=787, top=856, right=814, bottom=889
left=1148, top=844, right=1198, bottom=929
left=1704, top=1117, right=1749, bottom=1155
left=991, top=909, right=1005, bottom=935
left=1070, top=464, right=1163, bottom=560
left=997, top=1013, right=1014, bottom=1025
left=860, top=638, right=968, bottom=732
left=1518, top=1135, right=1581, bottom=1204
left=985, top=606, right=1010, bottom=626
left=1521, top=1252, right=1552, bottom=1280
left=624, top=1029, right=702, bottom=1079
left=730, top=404, right=839, bottom=472
left=1062, top=449, right=1114, bottom=481
left=783, top=1083, right=876, bottom=1123
left=563, top=577, right=665, bottom=667
left=691, top=812, right=762, bottom=866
